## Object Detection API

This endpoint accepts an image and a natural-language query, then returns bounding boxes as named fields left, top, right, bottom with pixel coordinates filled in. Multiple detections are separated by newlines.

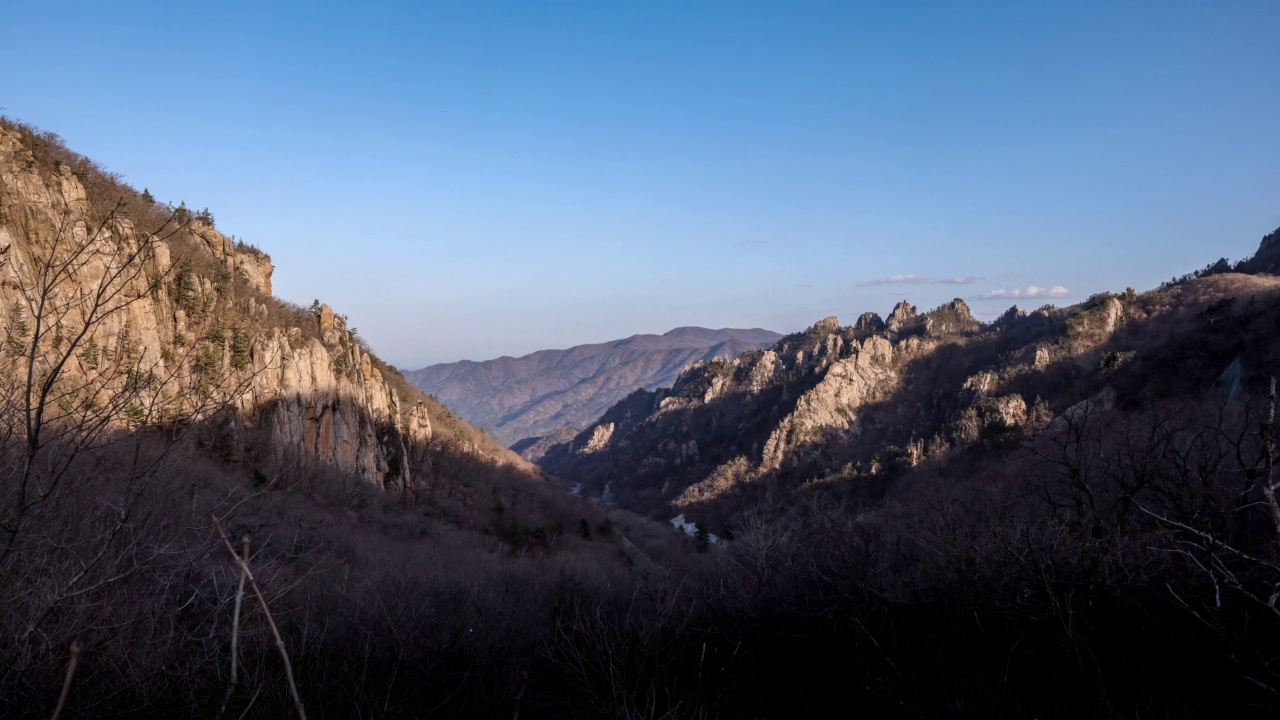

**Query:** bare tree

left=1135, top=381, right=1280, bottom=620
left=0, top=182, right=269, bottom=715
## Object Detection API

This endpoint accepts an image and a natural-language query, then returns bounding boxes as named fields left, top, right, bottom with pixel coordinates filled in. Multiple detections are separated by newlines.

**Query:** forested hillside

left=406, top=326, right=779, bottom=445
left=4, top=115, right=1280, bottom=718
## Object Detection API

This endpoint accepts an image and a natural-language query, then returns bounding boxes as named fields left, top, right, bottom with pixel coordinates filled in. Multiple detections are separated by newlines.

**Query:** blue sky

left=3, top=1, right=1277, bottom=366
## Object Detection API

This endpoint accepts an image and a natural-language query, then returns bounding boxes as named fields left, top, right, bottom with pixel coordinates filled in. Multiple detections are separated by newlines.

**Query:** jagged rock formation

left=538, top=268, right=1280, bottom=528
left=760, top=336, right=896, bottom=470
left=581, top=423, right=615, bottom=453
left=1234, top=225, right=1280, bottom=274
left=240, top=319, right=433, bottom=486
left=884, top=298, right=980, bottom=338
left=885, top=301, right=917, bottom=333
left=404, top=326, right=781, bottom=446
left=0, top=121, right=518, bottom=489
left=536, top=312, right=939, bottom=519
left=854, top=312, right=885, bottom=334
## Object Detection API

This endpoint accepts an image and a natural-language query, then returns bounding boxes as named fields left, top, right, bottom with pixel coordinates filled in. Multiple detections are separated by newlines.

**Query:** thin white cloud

left=859, top=274, right=982, bottom=287
left=974, top=285, right=1070, bottom=300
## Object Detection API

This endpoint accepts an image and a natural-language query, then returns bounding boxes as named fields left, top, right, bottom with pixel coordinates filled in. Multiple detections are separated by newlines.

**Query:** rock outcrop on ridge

left=404, top=326, right=781, bottom=446
left=0, top=120, right=522, bottom=490
left=539, top=260, right=1280, bottom=530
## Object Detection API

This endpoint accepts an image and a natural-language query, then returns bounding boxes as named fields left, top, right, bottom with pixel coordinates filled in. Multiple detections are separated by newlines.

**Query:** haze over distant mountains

left=404, top=327, right=781, bottom=446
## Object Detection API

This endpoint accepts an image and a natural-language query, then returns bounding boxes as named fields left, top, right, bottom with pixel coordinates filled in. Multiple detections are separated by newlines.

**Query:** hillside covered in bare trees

left=406, top=326, right=780, bottom=447
left=3, top=117, right=1280, bottom=719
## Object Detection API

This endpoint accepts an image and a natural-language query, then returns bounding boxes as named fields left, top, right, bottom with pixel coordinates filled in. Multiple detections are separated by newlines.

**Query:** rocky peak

left=761, top=332, right=899, bottom=470
left=317, top=303, right=336, bottom=338
left=748, top=349, right=784, bottom=392
left=1102, top=296, right=1123, bottom=335
left=922, top=298, right=980, bottom=337
left=811, top=316, right=841, bottom=334
left=315, top=302, right=352, bottom=345
left=993, top=305, right=1026, bottom=331
left=1262, top=226, right=1280, bottom=254
left=1237, top=225, right=1280, bottom=274
left=886, top=301, right=917, bottom=333
left=854, top=312, right=886, bottom=334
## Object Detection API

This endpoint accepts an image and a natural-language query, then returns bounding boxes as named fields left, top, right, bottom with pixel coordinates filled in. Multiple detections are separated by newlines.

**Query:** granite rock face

left=760, top=337, right=898, bottom=470
left=0, top=125, right=446, bottom=488
left=886, top=301, right=918, bottom=333
left=1102, top=297, right=1124, bottom=335
left=537, top=315, right=937, bottom=517
left=537, top=272, right=1266, bottom=529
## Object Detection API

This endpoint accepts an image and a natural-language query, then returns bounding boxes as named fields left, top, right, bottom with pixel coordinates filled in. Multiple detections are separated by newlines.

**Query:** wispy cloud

left=859, top=274, right=982, bottom=287
left=861, top=274, right=931, bottom=286
left=974, top=285, right=1070, bottom=300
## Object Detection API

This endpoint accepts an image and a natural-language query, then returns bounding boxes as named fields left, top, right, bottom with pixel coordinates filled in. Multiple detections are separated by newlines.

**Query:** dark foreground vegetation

left=6, top=390, right=1280, bottom=719
left=2, top=114, right=1279, bottom=718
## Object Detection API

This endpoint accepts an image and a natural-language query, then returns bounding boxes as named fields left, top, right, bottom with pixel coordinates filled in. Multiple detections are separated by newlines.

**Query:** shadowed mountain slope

left=0, top=115, right=713, bottom=719
left=0, top=117, right=544, bottom=493
left=6, top=113, right=1280, bottom=717
left=405, top=327, right=780, bottom=445
left=538, top=227, right=1280, bottom=533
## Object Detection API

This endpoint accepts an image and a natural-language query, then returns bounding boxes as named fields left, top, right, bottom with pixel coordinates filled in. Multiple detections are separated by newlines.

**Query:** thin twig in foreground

left=50, top=639, right=83, bottom=720
left=212, top=516, right=307, bottom=720
left=216, top=534, right=251, bottom=720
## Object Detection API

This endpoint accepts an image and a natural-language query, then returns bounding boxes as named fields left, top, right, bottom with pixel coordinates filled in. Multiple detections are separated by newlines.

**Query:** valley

left=405, top=326, right=779, bottom=446
left=1, top=9, right=1278, bottom=714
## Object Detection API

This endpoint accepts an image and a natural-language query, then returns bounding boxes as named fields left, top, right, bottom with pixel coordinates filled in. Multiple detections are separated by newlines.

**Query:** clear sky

left=3, top=1, right=1277, bottom=367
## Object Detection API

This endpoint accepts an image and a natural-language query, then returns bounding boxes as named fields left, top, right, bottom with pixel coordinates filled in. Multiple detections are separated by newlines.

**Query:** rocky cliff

left=404, top=326, right=781, bottom=446
left=538, top=270, right=1280, bottom=528
left=0, top=120, right=519, bottom=489
left=1234, top=224, right=1280, bottom=274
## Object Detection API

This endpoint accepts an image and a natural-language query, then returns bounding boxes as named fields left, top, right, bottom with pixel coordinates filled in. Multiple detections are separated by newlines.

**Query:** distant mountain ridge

left=533, top=225, right=1280, bottom=529
left=405, top=327, right=782, bottom=445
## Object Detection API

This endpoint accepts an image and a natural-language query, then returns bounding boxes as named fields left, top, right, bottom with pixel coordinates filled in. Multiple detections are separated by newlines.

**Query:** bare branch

left=211, top=516, right=307, bottom=720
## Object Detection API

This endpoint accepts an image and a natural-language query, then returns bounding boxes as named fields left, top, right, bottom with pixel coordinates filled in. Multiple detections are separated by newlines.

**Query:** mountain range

left=404, top=326, right=780, bottom=446
left=6, top=111, right=1280, bottom=717
left=538, top=230, right=1280, bottom=533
